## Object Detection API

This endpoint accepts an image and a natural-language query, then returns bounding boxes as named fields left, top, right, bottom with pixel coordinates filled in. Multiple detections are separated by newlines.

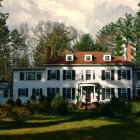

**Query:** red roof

left=46, top=51, right=132, bottom=65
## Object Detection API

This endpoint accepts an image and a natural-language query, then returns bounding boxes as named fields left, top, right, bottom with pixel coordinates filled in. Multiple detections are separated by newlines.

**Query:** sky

left=1, top=0, right=140, bottom=36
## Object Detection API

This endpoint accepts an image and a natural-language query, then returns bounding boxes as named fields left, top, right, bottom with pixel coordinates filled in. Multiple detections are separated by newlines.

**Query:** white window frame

left=121, top=88, right=127, bottom=99
left=85, top=55, right=92, bottom=61
left=105, top=88, right=111, bottom=99
left=121, top=70, right=127, bottom=79
left=86, top=70, right=91, bottom=80
left=66, top=88, right=72, bottom=99
left=34, top=88, right=41, bottom=96
left=66, top=70, right=72, bottom=80
left=103, top=55, right=111, bottom=61
left=19, top=88, right=27, bottom=96
left=66, top=54, right=74, bottom=61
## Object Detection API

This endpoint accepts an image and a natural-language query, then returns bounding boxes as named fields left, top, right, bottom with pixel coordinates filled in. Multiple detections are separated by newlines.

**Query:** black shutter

left=40, top=88, right=43, bottom=97
left=127, top=88, right=131, bottom=99
left=4, top=90, right=8, bottom=98
left=93, top=71, right=95, bottom=79
left=111, top=70, right=114, bottom=80
left=127, top=70, right=131, bottom=80
left=47, top=88, right=51, bottom=100
left=102, top=88, right=105, bottom=100
left=72, top=70, right=75, bottom=80
left=18, top=88, right=21, bottom=97
left=57, top=70, right=60, bottom=80
left=63, top=70, right=66, bottom=80
left=133, top=88, right=136, bottom=96
left=32, top=88, right=35, bottom=96
left=102, top=70, right=105, bottom=80
left=72, top=88, right=75, bottom=100
left=111, top=88, right=115, bottom=98
left=118, top=88, right=121, bottom=98
left=63, top=88, right=66, bottom=99
left=118, top=70, right=121, bottom=80
left=48, top=70, right=51, bottom=80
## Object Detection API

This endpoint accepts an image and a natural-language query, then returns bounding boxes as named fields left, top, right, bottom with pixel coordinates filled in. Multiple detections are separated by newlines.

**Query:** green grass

left=0, top=111, right=140, bottom=140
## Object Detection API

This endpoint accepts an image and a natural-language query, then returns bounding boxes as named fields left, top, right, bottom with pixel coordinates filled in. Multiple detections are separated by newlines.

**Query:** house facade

left=1, top=45, right=140, bottom=104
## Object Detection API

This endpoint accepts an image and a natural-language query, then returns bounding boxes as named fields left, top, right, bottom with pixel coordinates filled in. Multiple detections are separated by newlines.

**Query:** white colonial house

left=1, top=45, right=140, bottom=104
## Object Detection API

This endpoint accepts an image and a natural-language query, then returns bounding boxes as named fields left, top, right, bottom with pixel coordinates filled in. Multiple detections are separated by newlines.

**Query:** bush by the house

left=6, top=98, right=14, bottom=106
left=12, top=106, right=31, bottom=117
left=67, top=103, right=75, bottom=113
left=75, top=101, right=84, bottom=109
left=15, top=98, right=22, bottom=106
left=129, top=101, right=140, bottom=115
left=0, top=105, right=11, bottom=116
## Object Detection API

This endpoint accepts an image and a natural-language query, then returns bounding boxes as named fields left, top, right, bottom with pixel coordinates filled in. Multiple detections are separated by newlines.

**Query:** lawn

left=0, top=111, right=140, bottom=140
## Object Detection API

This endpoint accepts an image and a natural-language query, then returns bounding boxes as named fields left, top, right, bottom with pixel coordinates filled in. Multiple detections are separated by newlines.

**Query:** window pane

left=26, top=72, right=35, bottom=80
left=105, top=71, right=110, bottom=79
left=86, top=70, right=91, bottom=80
left=66, top=88, right=71, bottom=99
left=66, top=70, right=72, bottom=80
left=50, top=70, right=57, bottom=79
left=106, top=88, right=110, bottom=99
left=121, top=70, right=126, bottom=79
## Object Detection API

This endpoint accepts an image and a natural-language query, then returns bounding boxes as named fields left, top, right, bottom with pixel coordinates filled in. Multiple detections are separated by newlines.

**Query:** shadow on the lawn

left=1, top=121, right=140, bottom=140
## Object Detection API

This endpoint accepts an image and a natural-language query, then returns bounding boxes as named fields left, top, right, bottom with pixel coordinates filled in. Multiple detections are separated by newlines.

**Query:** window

left=121, top=88, right=127, bottom=99
left=66, top=54, right=74, bottom=61
left=105, top=71, right=111, bottom=80
left=50, top=70, right=57, bottom=80
left=118, top=70, right=130, bottom=80
left=86, top=70, right=91, bottom=80
left=103, top=55, right=111, bottom=61
left=106, top=88, right=111, bottom=99
left=48, top=70, right=60, bottom=80
left=66, top=70, right=72, bottom=80
left=47, top=88, right=60, bottom=99
left=102, top=70, right=114, bottom=80
left=121, top=70, right=127, bottom=79
left=63, top=70, right=75, bottom=80
left=32, top=88, right=43, bottom=97
left=85, top=55, right=92, bottom=61
left=20, top=72, right=42, bottom=81
left=137, top=72, right=140, bottom=80
left=18, top=88, right=28, bottom=97
left=63, top=88, right=75, bottom=100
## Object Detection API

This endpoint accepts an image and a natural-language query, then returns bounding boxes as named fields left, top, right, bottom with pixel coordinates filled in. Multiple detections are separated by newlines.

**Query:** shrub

left=0, top=105, right=11, bottom=116
left=6, top=98, right=14, bottom=106
left=67, top=103, right=75, bottom=113
left=129, top=101, right=140, bottom=115
left=12, top=106, right=30, bottom=117
left=15, top=98, right=22, bottom=106
left=75, top=101, right=84, bottom=109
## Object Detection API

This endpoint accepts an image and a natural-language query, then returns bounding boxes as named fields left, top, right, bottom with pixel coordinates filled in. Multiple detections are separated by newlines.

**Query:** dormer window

left=85, top=55, right=92, bottom=61
left=103, top=55, right=111, bottom=61
left=66, top=54, right=74, bottom=61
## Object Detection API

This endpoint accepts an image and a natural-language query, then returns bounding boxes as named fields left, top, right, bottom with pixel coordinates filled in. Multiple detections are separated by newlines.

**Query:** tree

left=33, top=21, right=77, bottom=66
left=74, top=34, right=96, bottom=51
left=0, top=0, right=11, bottom=81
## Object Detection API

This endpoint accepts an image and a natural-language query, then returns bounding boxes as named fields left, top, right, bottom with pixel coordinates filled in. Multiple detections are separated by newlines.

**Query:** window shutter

left=133, top=88, right=136, bottom=96
left=57, top=70, right=60, bottom=80
left=47, top=88, right=51, bottom=100
left=111, top=88, right=115, bottom=98
left=48, top=70, right=50, bottom=80
left=63, top=70, right=66, bottom=80
left=63, top=88, right=66, bottom=99
left=102, top=88, right=105, bottom=100
left=4, top=90, right=8, bottom=98
left=118, top=70, right=121, bottom=80
left=127, top=88, right=131, bottom=99
left=102, top=70, right=105, bottom=80
left=10, top=93, right=13, bottom=97
left=111, top=70, right=114, bottom=80
left=118, top=88, right=121, bottom=98
left=72, top=70, right=75, bottom=80
left=40, top=88, right=43, bottom=97
left=18, top=88, right=21, bottom=97
left=32, top=88, right=35, bottom=96
left=72, top=88, right=75, bottom=100
left=127, top=70, right=131, bottom=80
left=93, top=71, right=95, bottom=79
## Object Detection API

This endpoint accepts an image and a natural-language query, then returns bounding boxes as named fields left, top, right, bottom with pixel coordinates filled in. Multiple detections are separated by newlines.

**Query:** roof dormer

left=66, top=54, right=74, bottom=61
left=84, top=55, right=92, bottom=61
left=103, top=54, right=112, bottom=61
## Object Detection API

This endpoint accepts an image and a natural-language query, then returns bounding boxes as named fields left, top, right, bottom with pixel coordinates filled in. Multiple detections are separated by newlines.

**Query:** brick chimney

left=126, top=44, right=132, bottom=62
left=47, top=46, right=52, bottom=63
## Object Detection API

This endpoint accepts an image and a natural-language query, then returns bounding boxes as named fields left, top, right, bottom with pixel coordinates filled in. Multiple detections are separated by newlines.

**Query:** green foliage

left=0, top=105, right=11, bottom=116
left=129, top=101, right=140, bottom=115
left=6, top=98, right=14, bottom=106
left=12, top=106, right=30, bottom=117
left=67, top=103, right=75, bottom=113
left=15, top=98, right=22, bottom=106
left=74, top=34, right=96, bottom=51
left=51, top=92, right=68, bottom=115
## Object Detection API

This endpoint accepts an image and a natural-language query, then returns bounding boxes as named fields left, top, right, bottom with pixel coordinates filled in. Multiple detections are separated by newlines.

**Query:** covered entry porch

left=77, top=83, right=102, bottom=103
